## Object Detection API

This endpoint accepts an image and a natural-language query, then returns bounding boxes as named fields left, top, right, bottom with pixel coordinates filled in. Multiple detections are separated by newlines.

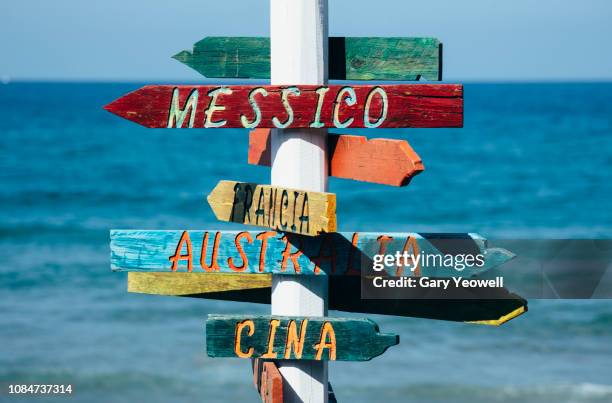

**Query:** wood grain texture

left=252, top=360, right=283, bottom=403
left=174, top=37, right=271, bottom=80
left=249, top=129, right=424, bottom=186
left=127, top=272, right=271, bottom=295
left=103, top=85, right=463, bottom=129
left=206, top=315, right=399, bottom=361
left=173, top=37, right=442, bottom=81
left=207, top=180, right=336, bottom=236
left=252, top=360, right=337, bottom=403
left=127, top=273, right=527, bottom=326
left=111, top=230, right=514, bottom=276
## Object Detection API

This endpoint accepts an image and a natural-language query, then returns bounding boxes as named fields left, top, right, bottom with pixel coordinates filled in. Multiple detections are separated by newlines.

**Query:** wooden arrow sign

left=252, top=359, right=283, bottom=403
left=111, top=230, right=514, bottom=276
left=128, top=272, right=527, bottom=326
left=103, top=84, right=463, bottom=129
left=173, top=37, right=442, bottom=81
left=249, top=129, right=424, bottom=186
left=206, top=315, right=399, bottom=361
left=127, top=272, right=271, bottom=301
left=252, top=359, right=339, bottom=403
left=207, top=181, right=336, bottom=236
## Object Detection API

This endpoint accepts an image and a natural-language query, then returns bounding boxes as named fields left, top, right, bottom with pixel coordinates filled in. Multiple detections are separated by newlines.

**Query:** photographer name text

left=371, top=276, right=504, bottom=289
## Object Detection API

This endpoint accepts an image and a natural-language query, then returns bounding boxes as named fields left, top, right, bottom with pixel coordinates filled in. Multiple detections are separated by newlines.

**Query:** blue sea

left=1, top=82, right=611, bottom=403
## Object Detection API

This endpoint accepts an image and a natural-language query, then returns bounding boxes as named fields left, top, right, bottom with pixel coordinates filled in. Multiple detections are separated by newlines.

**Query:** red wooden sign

left=249, top=129, right=424, bottom=186
left=104, top=85, right=463, bottom=129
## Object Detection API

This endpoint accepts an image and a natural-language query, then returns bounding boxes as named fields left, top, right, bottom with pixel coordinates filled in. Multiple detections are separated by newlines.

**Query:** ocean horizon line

left=3, top=78, right=612, bottom=85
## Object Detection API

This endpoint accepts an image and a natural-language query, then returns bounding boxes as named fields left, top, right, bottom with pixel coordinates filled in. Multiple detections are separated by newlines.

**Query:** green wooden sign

left=206, top=315, right=399, bottom=361
left=173, top=37, right=442, bottom=81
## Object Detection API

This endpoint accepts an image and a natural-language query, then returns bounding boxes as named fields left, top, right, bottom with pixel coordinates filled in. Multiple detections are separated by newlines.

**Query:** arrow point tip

left=103, top=101, right=116, bottom=114
left=172, top=50, right=191, bottom=63
left=103, top=98, right=127, bottom=118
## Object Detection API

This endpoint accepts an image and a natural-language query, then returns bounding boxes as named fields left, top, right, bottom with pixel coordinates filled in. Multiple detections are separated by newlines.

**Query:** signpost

left=173, top=36, right=442, bottom=81
left=111, top=230, right=514, bottom=276
left=206, top=315, right=399, bottom=361
left=103, top=84, right=463, bottom=129
left=269, top=3, right=330, bottom=398
left=104, top=0, right=527, bottom=401
left=249, top=129, right=424, bottom=186
left=206, top=181, right=337, bottom=235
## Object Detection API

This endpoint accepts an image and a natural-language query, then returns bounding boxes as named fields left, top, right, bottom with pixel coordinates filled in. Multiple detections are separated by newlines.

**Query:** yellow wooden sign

left=207, top=180, right=336, bottom=236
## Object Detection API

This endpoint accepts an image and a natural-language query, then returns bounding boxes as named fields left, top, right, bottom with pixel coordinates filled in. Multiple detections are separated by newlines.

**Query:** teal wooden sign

left=110, top=230, right=513, bottom=276
left=206, top=315, right=399, bottom=361
left=173, top=37, right=442, bottom=81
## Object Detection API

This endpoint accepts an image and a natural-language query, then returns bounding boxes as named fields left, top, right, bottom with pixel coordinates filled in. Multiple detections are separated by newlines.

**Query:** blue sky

left=1, top=0, right=611, bottom=81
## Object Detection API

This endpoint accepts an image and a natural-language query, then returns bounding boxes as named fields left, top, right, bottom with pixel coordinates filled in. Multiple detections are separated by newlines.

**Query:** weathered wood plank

left=206, top=315, right=399, bottom=361
left=128, top=273, right=527, bottom=326
left=127, top=272, right=270, bottom=295
left=261, top=361, right=283, bottom=403
left=173, top=37, right=442, bottom=81
left=249, top=129, right=424, bottom=186
left=252, top=360, right=337, bottom=403
left=207, top=181, right=336, bottom=236
left=111, top=230, right=514, bottom=276
left=252, top=359, right=283, bottom=403
left=103, top=84, right=463, bottom=129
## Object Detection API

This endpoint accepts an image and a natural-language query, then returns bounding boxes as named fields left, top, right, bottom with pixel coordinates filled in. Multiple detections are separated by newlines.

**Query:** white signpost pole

left=270, top=0, right=329, bottom=402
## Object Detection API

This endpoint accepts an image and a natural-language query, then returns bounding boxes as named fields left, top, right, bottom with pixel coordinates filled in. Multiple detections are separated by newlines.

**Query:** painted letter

left=281, top=235, right=303, bottom=273
left=284, top=319, right=308, bottom=359
left=230, top=183, right=253, bottom=223
left=279, top=190, right=289, bottom=230
left=313, top=234, right=336, bottom=274
left=256, top=231, right=277, bottom=272
left=168, top=231, right=193, bottom=271
left=200, top=232, right=221, bottom=272
left=204, top=87, right=232, bottom=128
left=261, top=319, right=280, bottom=358
left=240, top=87, right=268, bottom=128
left=314, top=322, right=337, bottom=360
left=255, top=188, right=265, bottom=225
left=310, top=87, right=330, bottom=128
left=272, top=87, right=300, bottom=128
left=333, top=87, right=357, bottom=128
left=291, top=191, right=299, bottom=232
left=234, top=320, right=255, bottom=358
left=228, top=231, right=253, bottom=272
left=376, top=235, right=394, bottom=255
left=397, top=236, right=420, bottom=276
left=267, top=188, right=277, bottom=228
left=299, top=193, right=310, bottom=234
left=364, top=87, right=388, bottom=128
left=167, top=88, right=198, bottom=128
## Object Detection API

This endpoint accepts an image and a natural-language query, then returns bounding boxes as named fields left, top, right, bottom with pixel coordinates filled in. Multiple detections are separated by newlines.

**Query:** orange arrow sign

left=249, top=129, right=424, bottom=186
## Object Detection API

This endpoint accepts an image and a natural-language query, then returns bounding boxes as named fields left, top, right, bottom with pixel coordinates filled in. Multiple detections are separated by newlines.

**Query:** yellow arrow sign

left=207, top=180, right=336, bottom=236
left=128, top=272, right=526, bottom=326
